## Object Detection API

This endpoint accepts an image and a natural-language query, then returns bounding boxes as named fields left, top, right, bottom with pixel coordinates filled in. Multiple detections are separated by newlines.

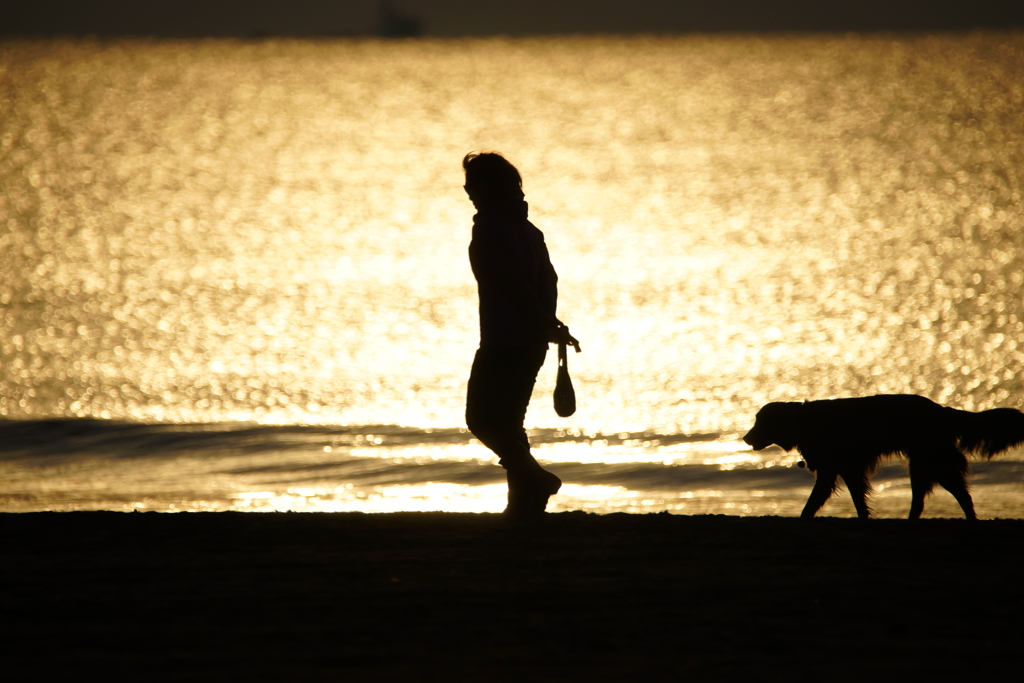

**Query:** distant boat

left=377, top=1, right=423, bottom=38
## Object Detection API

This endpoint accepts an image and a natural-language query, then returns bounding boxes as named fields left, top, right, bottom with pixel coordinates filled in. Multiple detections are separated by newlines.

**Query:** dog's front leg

left=801, top=471, right=838, bottom=519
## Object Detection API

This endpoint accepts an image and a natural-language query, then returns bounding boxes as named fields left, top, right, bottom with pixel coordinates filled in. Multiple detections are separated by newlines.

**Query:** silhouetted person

left=463, top=152, right=579, bottom=517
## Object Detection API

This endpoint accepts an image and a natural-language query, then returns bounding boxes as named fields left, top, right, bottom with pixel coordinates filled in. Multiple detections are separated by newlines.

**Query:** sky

left=6, top=0, right=1024, bottom=38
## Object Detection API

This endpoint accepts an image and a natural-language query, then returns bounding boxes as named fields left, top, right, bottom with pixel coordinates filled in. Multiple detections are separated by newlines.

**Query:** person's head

left=462, top=152, right=523, bottom=205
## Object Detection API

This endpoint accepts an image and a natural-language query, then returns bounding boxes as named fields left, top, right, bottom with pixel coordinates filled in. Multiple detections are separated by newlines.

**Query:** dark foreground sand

left=2, top=511, right=1022, bottom=680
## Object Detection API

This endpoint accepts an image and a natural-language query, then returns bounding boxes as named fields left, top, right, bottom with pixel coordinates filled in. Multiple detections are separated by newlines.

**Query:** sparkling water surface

left=2, top=34, right=1023, bottom=515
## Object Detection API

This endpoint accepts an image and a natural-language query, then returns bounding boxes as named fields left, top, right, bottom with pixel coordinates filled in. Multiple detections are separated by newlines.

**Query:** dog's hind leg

left=841, top=471, right=873, bottom=519
left=801, top=470, right=838, bottom=519
left=939, top=475, right=977, bottom=520
left=935, top=450, right=977, bottom=520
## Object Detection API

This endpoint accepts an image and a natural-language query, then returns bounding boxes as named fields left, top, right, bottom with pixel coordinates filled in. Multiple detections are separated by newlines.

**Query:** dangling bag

left=553, top=340, right=576, bottom=417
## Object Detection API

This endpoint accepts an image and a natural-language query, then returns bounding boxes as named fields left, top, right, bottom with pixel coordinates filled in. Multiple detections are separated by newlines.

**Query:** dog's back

left=794, top=395, right=950, bottom=465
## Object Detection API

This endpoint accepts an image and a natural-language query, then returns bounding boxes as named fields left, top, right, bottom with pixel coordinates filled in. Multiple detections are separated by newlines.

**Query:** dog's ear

left=758, top=401, right=803, bottom=452
left=773, top=402, right=804, bottom=451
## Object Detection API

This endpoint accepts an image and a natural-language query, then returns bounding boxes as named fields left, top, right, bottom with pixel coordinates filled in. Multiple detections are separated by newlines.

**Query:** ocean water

left=2, top=33, right=1023, bottom=516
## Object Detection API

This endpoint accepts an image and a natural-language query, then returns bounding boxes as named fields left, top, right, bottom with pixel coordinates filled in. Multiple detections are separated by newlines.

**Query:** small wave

left=0, top=418, right=721, bottom=461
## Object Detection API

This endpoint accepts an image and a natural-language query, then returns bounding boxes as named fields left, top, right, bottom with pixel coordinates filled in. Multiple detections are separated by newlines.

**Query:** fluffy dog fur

left=743, top=394, right=1024, bottom=519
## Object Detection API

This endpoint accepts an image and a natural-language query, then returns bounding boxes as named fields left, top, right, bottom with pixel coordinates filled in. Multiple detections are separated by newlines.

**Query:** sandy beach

left=2, top=511, right=1021, bottom=680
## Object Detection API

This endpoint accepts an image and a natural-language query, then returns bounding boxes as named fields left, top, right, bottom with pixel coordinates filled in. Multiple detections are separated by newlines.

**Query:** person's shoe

left=504, top=468, right=561, bottom=517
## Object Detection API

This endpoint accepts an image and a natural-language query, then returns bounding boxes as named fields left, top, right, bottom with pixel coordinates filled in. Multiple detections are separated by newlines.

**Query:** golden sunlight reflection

left=228, top=483, right=797, bottom=515
left=532, top=438, right=803, bottom=467
left=234, top=483, right=509, bottom=513
left=4, top=35, right=1023, bottom=434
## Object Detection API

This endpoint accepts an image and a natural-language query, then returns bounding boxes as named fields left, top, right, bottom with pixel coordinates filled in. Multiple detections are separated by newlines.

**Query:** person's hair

left=462, top=152, right=523, bottom=202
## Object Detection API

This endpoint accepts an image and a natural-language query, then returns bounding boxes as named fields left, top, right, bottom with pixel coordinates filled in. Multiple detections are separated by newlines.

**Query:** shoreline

left=2, top=511, right=1022, bottom=679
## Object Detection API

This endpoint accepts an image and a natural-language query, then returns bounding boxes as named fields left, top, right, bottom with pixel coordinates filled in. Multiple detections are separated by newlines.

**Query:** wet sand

left=2, top=511, right=1021, bottom=680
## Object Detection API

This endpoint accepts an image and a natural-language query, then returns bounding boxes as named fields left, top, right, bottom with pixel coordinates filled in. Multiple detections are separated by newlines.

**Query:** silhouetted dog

left=743, top=395, right=1024, bottom=519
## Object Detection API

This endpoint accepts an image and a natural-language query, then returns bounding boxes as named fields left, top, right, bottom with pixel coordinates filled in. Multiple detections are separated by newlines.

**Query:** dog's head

left=742, top=402, right=804, bottom=452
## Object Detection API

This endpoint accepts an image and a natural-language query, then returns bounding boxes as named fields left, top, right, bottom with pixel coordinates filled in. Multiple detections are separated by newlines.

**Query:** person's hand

left=551, top=323, right=581, bottom=353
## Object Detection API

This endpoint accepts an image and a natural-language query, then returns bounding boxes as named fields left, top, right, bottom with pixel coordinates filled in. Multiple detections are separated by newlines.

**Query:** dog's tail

left=957, top=407, right=1024, bottom=459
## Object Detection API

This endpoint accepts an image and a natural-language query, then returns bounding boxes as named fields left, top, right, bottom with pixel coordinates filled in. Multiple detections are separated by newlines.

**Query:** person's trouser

left=465, top=345, right=547, bottom=471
